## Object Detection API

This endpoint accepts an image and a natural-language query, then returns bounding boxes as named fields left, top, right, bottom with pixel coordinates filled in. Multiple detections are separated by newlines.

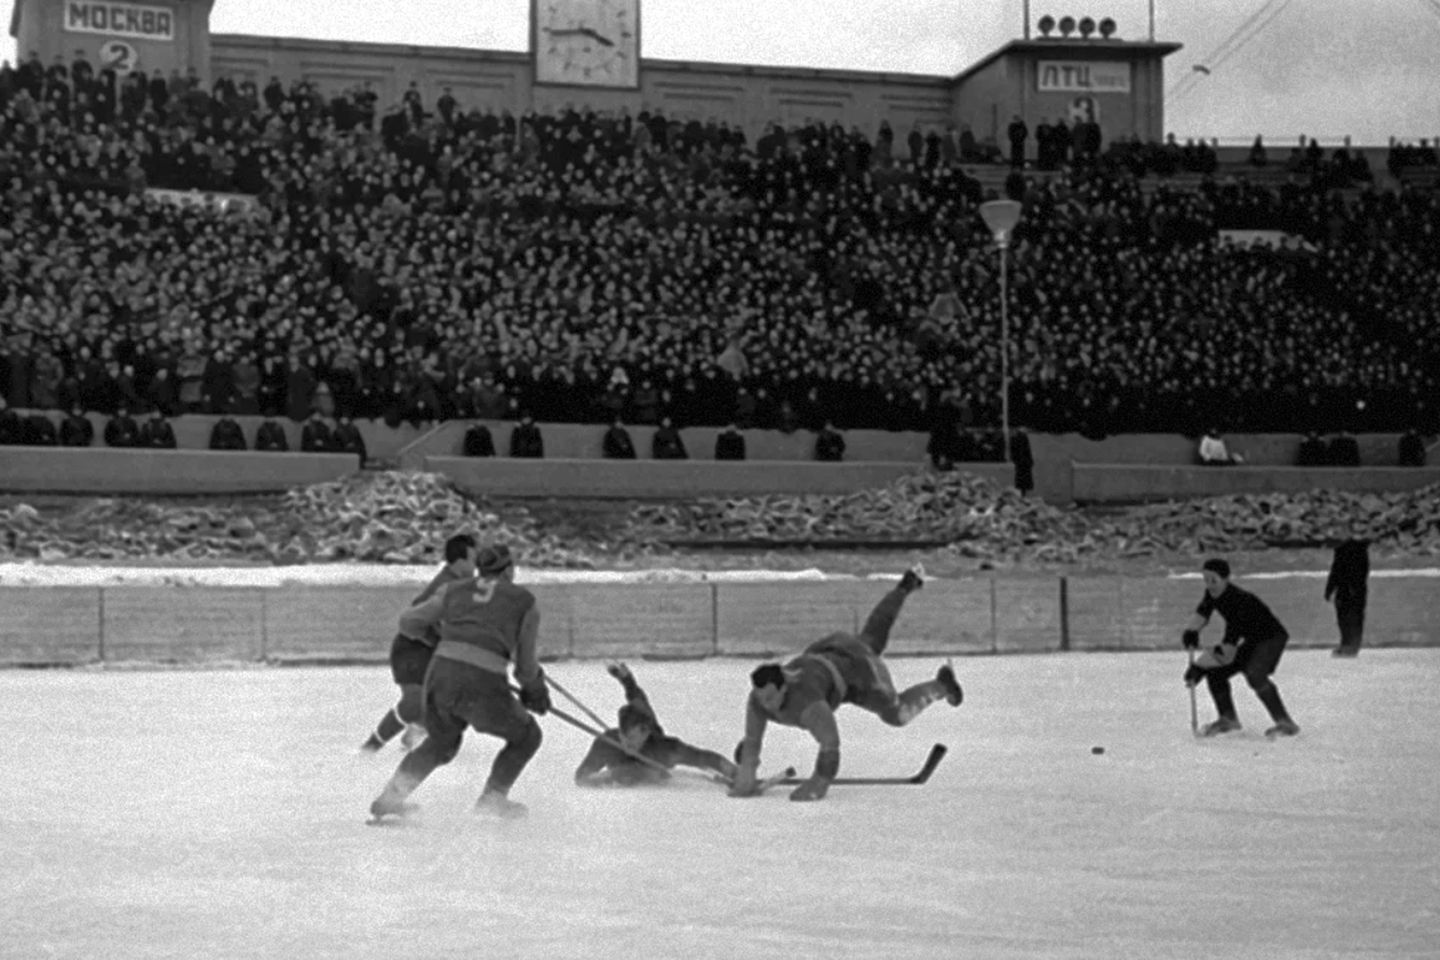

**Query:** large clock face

left=534, top=0, right=640, bottom=88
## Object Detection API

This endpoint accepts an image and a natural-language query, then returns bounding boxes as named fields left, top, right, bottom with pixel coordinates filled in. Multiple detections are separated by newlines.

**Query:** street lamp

left=979, top=199, right=1022, bottom=464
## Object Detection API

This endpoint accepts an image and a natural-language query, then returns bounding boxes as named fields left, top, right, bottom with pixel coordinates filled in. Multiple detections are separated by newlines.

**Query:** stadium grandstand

left=1, top=0, right=1437, bottom=501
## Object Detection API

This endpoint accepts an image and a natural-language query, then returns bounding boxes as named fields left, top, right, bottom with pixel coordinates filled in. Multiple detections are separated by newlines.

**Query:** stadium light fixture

left=980, top=200, right=1023, bottom=465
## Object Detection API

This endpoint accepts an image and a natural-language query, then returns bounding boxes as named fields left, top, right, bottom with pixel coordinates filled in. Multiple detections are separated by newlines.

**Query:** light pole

left=979, top=199, right=1022, bottom=464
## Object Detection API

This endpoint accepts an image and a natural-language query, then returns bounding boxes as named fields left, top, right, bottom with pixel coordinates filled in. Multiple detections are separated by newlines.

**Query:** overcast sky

left=6, top=0, right=1438, bottom=145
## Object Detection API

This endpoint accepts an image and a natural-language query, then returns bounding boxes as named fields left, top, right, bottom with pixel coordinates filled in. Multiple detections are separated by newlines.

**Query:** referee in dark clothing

left=1181, top=558, right=1301, bottom=738
left=1324, top=539, right=1370, bottom=658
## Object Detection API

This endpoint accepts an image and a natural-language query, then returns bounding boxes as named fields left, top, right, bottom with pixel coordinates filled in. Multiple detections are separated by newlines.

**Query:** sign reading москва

left=64, top=1, right=175, bottom=41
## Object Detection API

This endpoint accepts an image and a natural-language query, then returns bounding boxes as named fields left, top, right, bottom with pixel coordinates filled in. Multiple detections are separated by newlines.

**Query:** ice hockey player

left=574, top=663, right=737, bottom=787
left=369, top=544, right=551, bottom=821
left=1182, top=557, right=1301, bottom=738
left=729, top=566, right=963, bottom=802
left=360, top=533, right=478, bottom=754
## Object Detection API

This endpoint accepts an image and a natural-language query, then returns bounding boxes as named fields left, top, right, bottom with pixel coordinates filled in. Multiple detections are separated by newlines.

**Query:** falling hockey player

left=729, top=566, right=964, bottom=802
left=1182, top=558, right=1301, bottom=738
left=574, top=662, right=737, bottom=786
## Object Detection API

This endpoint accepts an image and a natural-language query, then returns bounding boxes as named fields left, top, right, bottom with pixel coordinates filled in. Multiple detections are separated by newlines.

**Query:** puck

left=1091, top=746, right=1105, bottom=755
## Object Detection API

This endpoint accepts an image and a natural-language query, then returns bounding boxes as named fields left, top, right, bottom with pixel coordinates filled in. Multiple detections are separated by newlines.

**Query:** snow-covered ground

left=3, top=649, right=1436, bottom=960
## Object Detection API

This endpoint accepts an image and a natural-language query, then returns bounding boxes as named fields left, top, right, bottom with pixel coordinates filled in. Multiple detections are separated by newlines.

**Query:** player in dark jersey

left=368, top=544, right=552, bottom=821
left=573, top=662, right=737, bottom=787
left=360, top=533, right=477, bottom=754
left=1182, top=558, right=1301, bottom=738
left=729, top=566, right=964, bottom=802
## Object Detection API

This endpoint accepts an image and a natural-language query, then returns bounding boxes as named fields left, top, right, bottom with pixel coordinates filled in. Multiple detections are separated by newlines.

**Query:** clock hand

left=586, top=29, right=616, bottom=47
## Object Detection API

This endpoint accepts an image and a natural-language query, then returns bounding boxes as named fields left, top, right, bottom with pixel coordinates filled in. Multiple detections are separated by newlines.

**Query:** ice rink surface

left=3, top=649, right=1437, bottom=960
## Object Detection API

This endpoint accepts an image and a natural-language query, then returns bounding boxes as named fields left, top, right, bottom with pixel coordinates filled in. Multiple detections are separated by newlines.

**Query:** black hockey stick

left=777, top=743, right=948, bottom=787
left=1187, top=648, right=1199, bottom=737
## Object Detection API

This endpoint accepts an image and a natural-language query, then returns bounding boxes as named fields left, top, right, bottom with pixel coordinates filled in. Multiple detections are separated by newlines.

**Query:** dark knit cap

left=1202, top=558, right=1231, bottom=579
left=478, top=544, right=514, bottom=576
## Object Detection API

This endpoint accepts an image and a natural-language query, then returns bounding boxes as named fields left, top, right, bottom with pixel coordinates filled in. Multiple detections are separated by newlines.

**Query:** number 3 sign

left=100, top=40, right=139, bottom=74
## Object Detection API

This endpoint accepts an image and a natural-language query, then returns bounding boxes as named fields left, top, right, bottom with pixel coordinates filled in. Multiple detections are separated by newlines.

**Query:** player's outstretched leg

left=361, top=706, right=406, bottom=753
left=1254, top=680, right=1299, bottom=738
left=859, top=565, right=925, bottom=656
left=872, top=665, right=962, bottom=726
left=369, top=730, right=461, bottom=820
left=1201, top=673, right=1242, bottom=736
left=475, top=718, right=543, bottom=820
left=361, top=684, right=425, bottom=753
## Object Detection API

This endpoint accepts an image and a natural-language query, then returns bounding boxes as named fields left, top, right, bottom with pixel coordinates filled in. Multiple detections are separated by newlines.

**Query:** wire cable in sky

left=1163, top=0, right=1290, bottom=102
left=1165, top=0, right=1284, bottom=99
left=1169, top=0, right=1294, bottom=103
left=1410, top=0, right=1440, bottom=27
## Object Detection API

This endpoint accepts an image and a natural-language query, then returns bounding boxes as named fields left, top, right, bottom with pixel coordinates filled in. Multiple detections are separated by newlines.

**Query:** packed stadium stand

left=1, top=51, right=1438, bottom=462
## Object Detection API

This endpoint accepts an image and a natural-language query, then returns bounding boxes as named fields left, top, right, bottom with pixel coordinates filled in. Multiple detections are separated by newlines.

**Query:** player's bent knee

left=512, top=718, right=543, bottom=759
left=430, top=737, right=463, bottom=766
left=397, top=685, right=424, bottom=720
left=1247, top=675, right=1273, bottom=693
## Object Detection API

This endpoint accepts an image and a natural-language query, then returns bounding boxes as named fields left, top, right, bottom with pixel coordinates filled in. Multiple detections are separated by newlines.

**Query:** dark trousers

left=804, top=587, right=940, bottom=725
left=1206, top=632, right=1290, bottom=721
left=394, top=659, right=541, bottom=797
left=1336, top=601, right=1366, bottom=650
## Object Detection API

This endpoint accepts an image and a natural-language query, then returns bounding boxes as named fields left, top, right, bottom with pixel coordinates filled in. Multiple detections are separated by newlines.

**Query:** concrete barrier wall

left=1070, top=464, right=1440, bottom=503
left=1030, top=432, right=1415, bottom=467
left=3, top=574, right=1434, bottom=667
left=401, top=420, right=932, bottom=467
left=0, top=587, right=102, bottom=664
left=1067, top=574, right=1440, bottom=652
left=0, top=448, right=361, bottom=495
left=430, top=456, right=1013, bottom=499
left=12, top=409, right=427, bottom=460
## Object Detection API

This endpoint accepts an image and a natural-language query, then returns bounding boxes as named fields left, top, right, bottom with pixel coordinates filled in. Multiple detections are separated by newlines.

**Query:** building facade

left=11, top=0, right=1179, bottom=149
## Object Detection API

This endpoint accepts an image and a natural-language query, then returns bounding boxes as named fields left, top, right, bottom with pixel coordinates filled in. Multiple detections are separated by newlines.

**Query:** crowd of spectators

left=1, top=48, right=1439, bottom=453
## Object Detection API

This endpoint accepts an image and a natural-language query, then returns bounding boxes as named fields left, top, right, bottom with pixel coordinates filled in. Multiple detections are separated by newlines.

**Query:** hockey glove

left=1195, top=642, right=1238, bottom=670
left=789, top=748, right=838, bottom=803
left=1183, top=664, right=1206, bottom=687
left=519, top=674, right=551, bottom=715
left=728, top=740, right=761, bottom=797
left=1181, top=629, right=1201, bottom=650
left=728, top=764, right=760, bottom=798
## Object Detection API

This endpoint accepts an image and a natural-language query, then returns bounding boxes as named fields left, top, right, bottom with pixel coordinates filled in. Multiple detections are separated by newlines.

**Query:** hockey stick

left=543, top=674, right=610, bottom=731
left=776, top=743, right=948, bottom=787
left=752, top=767, right=801, bottom=794
left=1187, top=649, right=1199, bottom=736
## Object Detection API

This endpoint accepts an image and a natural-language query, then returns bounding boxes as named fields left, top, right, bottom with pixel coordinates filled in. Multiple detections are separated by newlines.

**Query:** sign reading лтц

left=64, top=1, right=175, bottom=41
left=1037, top=61, right=1130, bottom=93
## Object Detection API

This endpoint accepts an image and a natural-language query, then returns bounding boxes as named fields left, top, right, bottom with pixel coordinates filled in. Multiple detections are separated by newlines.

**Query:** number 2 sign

left=100, top=39, right=138, bottom=74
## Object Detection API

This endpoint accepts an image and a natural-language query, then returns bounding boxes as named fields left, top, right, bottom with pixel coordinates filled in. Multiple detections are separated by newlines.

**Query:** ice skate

left=1265, top=718, right=1300, bottom=738
left=1200, top=716, right=1242, bottom=737
left=900, top=564, right=925, bottom=593
left=367, top=796, right=418, bottom=824
left=937, top=663, right=963, bottom=706
left=1331, top=647, right=1358, bottom=659
left=475, top=790, right=528, bottom=820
